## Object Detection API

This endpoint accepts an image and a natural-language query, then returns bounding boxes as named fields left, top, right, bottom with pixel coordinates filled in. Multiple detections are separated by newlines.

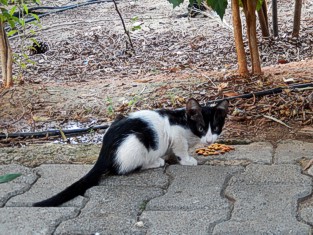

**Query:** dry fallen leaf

left=223, top=91, right=239, bottom=97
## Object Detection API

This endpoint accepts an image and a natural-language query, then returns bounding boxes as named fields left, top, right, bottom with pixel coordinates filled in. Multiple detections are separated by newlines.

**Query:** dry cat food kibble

left=196, top=143, right=235, bottom=156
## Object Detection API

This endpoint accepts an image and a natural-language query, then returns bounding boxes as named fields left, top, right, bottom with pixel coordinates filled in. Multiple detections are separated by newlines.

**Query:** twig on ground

left=112, top=0, right=135, bottom=53
left=263, top=115, right=292, bottom=128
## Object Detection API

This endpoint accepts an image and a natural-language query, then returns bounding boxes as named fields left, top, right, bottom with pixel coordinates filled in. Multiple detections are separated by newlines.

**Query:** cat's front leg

left=177, top=155, right=198, bottom=166
left=172, top=140, right=197, bottom=166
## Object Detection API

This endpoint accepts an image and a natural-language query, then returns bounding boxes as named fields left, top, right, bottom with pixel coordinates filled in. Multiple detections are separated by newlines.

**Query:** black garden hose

left=6, top=0, right=118, bottom=32
left=0, top=124, right=109, bottom=139
left=206, top=83, right=313, bottom=104
left=1, top=83, right=313, bottom=139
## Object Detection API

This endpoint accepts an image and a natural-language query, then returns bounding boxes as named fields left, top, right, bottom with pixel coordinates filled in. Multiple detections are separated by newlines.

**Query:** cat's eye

left=198, top=126, right=204, bottom=132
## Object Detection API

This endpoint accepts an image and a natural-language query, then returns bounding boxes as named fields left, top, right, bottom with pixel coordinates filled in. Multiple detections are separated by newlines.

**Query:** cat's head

left=186, top=98, right=228, bottom=144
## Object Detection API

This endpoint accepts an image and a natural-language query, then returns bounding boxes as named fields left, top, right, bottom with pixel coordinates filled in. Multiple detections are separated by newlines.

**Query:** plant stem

left=112, top=0, right=135, bottom=53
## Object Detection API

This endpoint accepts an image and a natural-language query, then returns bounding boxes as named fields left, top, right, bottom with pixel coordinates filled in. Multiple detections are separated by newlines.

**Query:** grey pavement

left=1, top=140, right=313, bottom=234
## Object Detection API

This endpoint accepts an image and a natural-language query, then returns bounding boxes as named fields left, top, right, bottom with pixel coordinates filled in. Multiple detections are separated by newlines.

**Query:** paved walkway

left=1, top=140, right=313, bottom=234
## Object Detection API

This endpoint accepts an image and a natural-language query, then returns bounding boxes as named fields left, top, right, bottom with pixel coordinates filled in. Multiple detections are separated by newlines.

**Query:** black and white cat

left=33, top=98, right=228, bottom=207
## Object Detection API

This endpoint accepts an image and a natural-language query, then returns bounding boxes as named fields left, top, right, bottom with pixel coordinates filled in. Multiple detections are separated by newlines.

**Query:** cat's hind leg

left=142, top=158, right=165, bottom=170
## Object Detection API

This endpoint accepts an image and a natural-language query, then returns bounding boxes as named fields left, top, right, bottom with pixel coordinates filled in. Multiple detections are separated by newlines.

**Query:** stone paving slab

left=0, top=164, right=37, bottom=207
left=100, top=168, right=169, bottom=188
left=0, top=207, right=79, bottom=235
left=146, top=165, right=243, bottom=211
left=55, top=186, right=163, bottom=235
left=137, top=165, right=243, bottom=234
left=138, top=209, right=229, bottom=234
left=300, top=206, right=313, bottom=226
left=213, top=164, right=312, bottom=234
left=193, top=142, right=273, bottom=164
left=6, top=164, right=92, bottom=207
left=1, top=140, right=313, bottom=234
left=275, top=140, right=313, bottom=164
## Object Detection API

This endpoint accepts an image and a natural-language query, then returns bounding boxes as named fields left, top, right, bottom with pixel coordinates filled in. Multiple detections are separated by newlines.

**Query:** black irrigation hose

left=1, top=83, right=313, bottom=140
left=6, top=0, right=117, bottom=31
left=0, top=125, right=109, bottom=139
left=206, top=83, right=313, bottom=104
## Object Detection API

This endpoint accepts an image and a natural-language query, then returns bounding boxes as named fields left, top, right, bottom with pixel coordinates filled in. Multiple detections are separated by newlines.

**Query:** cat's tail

left=33, top=164, right=108, bottom=207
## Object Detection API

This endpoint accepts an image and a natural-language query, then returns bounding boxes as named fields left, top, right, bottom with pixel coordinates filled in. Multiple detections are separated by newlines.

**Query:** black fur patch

left=157, top=109, right=188, bottom=127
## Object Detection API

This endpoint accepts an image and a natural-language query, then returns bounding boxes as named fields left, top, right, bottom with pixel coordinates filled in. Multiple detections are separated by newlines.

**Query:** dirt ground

left=1, top=0, right=313, bottom=147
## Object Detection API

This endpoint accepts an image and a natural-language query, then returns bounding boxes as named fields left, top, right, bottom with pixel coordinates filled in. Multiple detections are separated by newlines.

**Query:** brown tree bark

left=231, top=0, right=249, bottom=76
left=242, top=0, right=262, bottom=75
left=0, top=21, right=13, bottom=88
left=257, top=0, right=270, bottom=37
left=272, top=0, right=278, bottom=37
left=292, top=0, right=302, bottom=37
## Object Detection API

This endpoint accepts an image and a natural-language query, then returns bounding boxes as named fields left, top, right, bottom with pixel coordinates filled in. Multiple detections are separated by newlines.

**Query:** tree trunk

left=242, top=0, right=262, bottom=75
left=231, top=0, right=249, bottom=76
left=292, top=0, right=302, bottom=37
left=257, top=0, right=270, bottom=37
left=272, top=0, right=278, bottom=37
left=0, top=20, right=13, bottom=88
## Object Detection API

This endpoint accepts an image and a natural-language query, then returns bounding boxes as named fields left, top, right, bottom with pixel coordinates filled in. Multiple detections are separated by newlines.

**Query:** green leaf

left=19, top=18, right=25, bottom=27
left=0, top=0, right=8, bottom=5
left=131, top=25, right=141, bottom=31
left=9, top=5, right=16, bottom=16
left=167, top=0, right=184, bottom=8
left=0, top=173, right=22, bottom=184
left=256, top=0, right=263, bottom=11
left=7, top=29, right=17, bottom=36
left=239, top=0, right=243, bottom=8
left=130, top=16, right=138, bottom=22
left=23, top=4, right=28, bottom=15
left=206, top=0, right=228, bottom=19
left=30, top=37, right=39, bottom=46
left=30, top=13, right=40, bottom=22
left=189, top=0, right=202, bottom=7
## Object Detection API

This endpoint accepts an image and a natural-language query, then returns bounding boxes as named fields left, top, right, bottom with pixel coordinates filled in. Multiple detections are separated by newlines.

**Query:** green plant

left=106, top=97, right=115, bottom=116
left=128, top=95, right=141, bottom=108
left=130, top=16, right=142, bottom=32
left=0, top=0, right=41, bottom=87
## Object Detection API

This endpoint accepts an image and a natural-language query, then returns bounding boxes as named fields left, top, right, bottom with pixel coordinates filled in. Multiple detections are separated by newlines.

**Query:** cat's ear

left=215, top=100, right=229, bottom=119
left=186, top=99, right=204, bottom=125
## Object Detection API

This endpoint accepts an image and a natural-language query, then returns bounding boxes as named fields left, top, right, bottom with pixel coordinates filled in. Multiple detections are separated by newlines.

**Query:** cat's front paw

left=179, top=156, right=198, bottom=166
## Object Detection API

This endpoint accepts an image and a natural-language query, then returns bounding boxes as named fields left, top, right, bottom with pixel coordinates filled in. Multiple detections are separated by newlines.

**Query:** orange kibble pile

left=195, top=143, right=235, bottom=156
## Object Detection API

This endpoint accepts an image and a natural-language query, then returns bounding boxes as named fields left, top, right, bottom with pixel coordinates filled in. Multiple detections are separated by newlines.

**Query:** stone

left=213, top=164, right=311, bottom=234
left=0, top=164, right=37, bottom=207
left=7, top=164, right=92, bottom=207
left=135, top=165, right=243, bottom=234
left=146, top=165, right=243, bottom=211
left=100, top=168, right=169, bottom=188
left=55, top=186, right=163, bottom=235
left=275, top=140, right=313, bottom=164
left=0, top=207, right=78, bottom=235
